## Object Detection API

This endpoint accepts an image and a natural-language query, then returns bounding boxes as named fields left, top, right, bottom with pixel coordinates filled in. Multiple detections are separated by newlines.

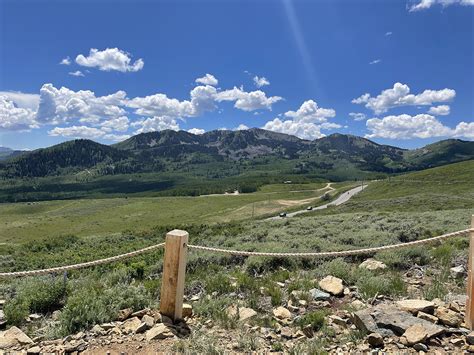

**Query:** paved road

left=266, top=184, right=367, bottom=220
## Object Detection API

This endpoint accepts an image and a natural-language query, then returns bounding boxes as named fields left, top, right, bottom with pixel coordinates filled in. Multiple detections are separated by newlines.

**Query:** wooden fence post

left=467, top=215, right=474, bottom=330
left=160, top=229, right=189, bottom=321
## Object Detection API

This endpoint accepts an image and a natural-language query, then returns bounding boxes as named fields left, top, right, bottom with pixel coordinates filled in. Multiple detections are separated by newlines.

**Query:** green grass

left=0, top=181, right=347, bottom=244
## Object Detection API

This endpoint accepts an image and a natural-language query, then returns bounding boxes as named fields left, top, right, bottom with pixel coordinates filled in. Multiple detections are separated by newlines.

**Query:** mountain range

left=0, top=128, right=473, bottom=180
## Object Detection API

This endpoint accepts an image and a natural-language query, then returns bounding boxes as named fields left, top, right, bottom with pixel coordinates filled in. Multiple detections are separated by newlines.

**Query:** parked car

left=306, top=206, right=313, bottom=211
left=279, top=212, right=287, bottom=218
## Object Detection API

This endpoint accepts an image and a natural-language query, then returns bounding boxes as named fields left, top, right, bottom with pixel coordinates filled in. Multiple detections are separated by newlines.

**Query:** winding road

left=266, top=184, right=367, bottom=220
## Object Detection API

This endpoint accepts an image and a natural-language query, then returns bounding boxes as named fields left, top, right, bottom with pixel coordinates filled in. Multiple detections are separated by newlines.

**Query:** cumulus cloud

left=369, top=59, right=381, bottom=65
left=235, top=124, right=249, bottom=130
left=48, top=125, right=105, bottom=139
left=0, top=91, right=39, bottom=110
left=131, top=116, right=180, bottom=134
left=0, top=96, right=38, bottom=131
left=349, top=112, right=367, bottom=121
left=385, top=31, right=393, bottom=36
left=365, top=113, right=473, bottom=139
left=60, top=57, right=71, bottom=65
left=352, top=82, right=456, bottom=114
left=253, top=76, right=270, bottom=88
left=76, top=48, right=144, bottom=72
left=263, top=100, right=339, bottom=140
left=215, top=87, right=282, bottom=111
left=69, top=70, right=85, bottom=77
left=100, top=116, right=129, bottom=132
left=284, top=100, right=336, bottom=123
left=409, top=0, right=474, bottom=12
left=428, top=105, right=450, bottom=116
left=195, top=74, right=218, bottom=86
left=36, top=84, right=127, bottom=125
left=188, top=128, right=206, bottom=135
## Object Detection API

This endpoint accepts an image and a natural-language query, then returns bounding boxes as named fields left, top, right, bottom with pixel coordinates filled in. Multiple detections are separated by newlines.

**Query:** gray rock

left=367, top=332, right=384, bottom=347
left=309, top=288, right=331, bottom=301
left=372, top=305, right=444, bottom=338
left=413, top=343, right=428, bottom=352
left=145, top=324, right=174, bottom=341
left=466, top=331, right=474, bottom=345
left=450, top=265, right=465, bottom=278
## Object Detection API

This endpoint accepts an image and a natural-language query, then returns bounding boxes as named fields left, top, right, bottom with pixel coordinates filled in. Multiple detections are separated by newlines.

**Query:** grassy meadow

left=0, top=159, right=472, bottom=349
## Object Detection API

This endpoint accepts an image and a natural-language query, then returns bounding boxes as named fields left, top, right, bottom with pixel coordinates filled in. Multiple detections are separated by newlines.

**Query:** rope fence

left=1, top=228, right=473, bottom=278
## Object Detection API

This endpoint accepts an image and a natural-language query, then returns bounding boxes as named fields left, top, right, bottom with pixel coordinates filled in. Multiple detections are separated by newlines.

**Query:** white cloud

left=0, top=91, right=39, bottom=110
left=284, top=100, right=336, bottom=123
left=369, top=59, right=381, bottom=65
left=0, top=96, right=38, bottom=131
left=349, top=112, right=367, bottom=121
left=215, top=87, right=282, bottom=111
left=409, top=0, right=474, bottom=11
left=195, top=74, right=218, bottom=86
left=263, top=118, right=325, bottom=140
left=385, top=31, right=393, bottom=36
left=188, top=128, right=205, bottom=135
left=131, top=116, right=180, bottom=134
left=253, top=76, right=270, bottom=88
left=60, top=57, right=71, bottom=65
left=428, top=105, right=450, bottom=116
left=76, top=48, right=144, bottom=72
left=100, top=116, right=129, bottom=132
left=352, top=82, right=456, bottom=114
left=453, top=122, right=474, bottom=139
left=235, top=124, right=249, bottom=130
left=36, top=84, right=127, bottom=125
left=365, top=113, right=468, bottom=139
left=69, top=70, right=85, bottom=77
left=48, top=125, right=106, bottom=139
left=263, top=100, right=339, bottom=140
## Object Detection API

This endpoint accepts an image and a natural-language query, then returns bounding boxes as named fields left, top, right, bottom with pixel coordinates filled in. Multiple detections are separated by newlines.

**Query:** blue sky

left=0, top=0, right=473, bottom=150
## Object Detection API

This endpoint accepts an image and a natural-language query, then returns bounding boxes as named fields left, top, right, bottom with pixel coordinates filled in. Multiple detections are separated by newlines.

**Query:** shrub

left=355, top=271, right=406, bottom=299
left=377, top=247, right=430, bottom=270
left=4, top=277, right=67, bottom=325
left=296, top=310, right=327, bottom=331
left=3, top=297, right=29, bottom=325
left=58, top=282, right=149, bottom=335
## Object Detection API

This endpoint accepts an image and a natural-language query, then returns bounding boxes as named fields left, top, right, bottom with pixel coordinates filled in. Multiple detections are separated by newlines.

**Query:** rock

left=0, top=326, right=34, bottom=349
left=450, top=265, right=465, bottom=278
left=352, top=308, right=380, bottom=334
left=435, top=307, right=463, bottom=327
left=417, top=311, right=438, bottom=324
left=413, top=343, right=428, bottom=352
left=100, top=323, right=115, bottom=330
left=145, top=324, right=174, bottom=341
left=64, top=339, right=87, bottom=352
left=134, top=322, right=149, bottom=334
left=466, top=331, right=474, bottom=345
left=351, top=300, right=366, bottom=310
left=403, top=324, right=428, bottom=345
left=309, top=288, right=331, bottom=301
left=121, top=317, right=142, bottom=334
left=367, top=332, right=384, bottom=347
left=371, top=305, right=444, bottom=338
left=280, top=327, right=293, bottom=338
left=142, top=315, right=155, bottom=328
left=182, top=304, right=193, bottom=318
left=27, top=345, right=41, bottom=353
left=359, top=259, right=387, bottom=271
left=272, top=306, right=292, bottom=320
left=450, top=337, right=464, bottom=346
left=51, top=310, right=61, bottom=321
left=319, top=276, right=344, bottom=296
left=396, top=300, right=435, bottom=314
left=131, top=308, right=150, bottom=318
left=227, top=306, right=257, bottom=321
left=116, top=308, right=133, bottom=321
left=90, top=325, right=105, bottom=335
left=329, top=315, right=347, bottom=327
left=28, top=314, right=42, bottom=321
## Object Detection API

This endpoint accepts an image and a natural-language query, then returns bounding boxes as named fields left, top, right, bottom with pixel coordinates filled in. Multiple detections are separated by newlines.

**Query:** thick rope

left=1, top=228, right=473, bottom=278
left=188, top=228, right=474, bottom=258
left=0, top=242, right=165, bottom=278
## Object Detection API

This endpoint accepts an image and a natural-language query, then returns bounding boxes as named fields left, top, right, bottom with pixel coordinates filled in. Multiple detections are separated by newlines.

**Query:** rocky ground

left=1, top=259, right=473, bottom=354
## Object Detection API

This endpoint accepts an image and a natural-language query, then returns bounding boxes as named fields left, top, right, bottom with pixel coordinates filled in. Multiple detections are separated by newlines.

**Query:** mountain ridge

left=1, top=128, right=473, bottom=178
